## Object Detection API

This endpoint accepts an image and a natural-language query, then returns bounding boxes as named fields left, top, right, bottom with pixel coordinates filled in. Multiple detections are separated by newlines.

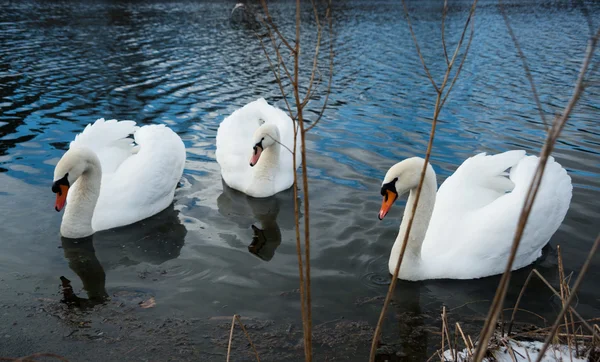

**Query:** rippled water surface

left=1, top=0, right=599, bottom=360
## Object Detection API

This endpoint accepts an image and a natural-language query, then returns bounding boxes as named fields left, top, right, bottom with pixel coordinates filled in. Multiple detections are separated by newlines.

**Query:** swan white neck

left=253, top=139, right=281, bottom=180
left=389, top=168, right=437, bottom=280
left=60, top=150, right=102, bottom=239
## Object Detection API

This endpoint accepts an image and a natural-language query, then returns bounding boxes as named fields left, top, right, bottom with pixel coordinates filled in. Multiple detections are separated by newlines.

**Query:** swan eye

left=380, top=177, right=398, bottom=198
left=52, top=173, right=70, bottom=194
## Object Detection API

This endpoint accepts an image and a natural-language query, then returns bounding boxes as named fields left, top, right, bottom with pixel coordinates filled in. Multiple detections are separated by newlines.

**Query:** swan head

left=378, top=157, right=430, bottom=220
left=52, top=147, right=94, bottom=212
left=249, top=123, right=279, bottom=167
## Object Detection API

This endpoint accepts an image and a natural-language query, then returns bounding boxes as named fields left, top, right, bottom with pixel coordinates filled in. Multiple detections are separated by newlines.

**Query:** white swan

left=215, top=98, right=301, bottom=198
left=378, top=150, right=572, bottom=281
left=52, top=118, right=186, bottom=239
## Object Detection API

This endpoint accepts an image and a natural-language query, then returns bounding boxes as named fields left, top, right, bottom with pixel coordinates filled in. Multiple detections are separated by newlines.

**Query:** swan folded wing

left=70, top=118, right=138, bottom=174
left=425, top=154, right=571, bottom=274
left=91, top=124, right=186, bottom=231
left=446, top=151, right=526, bottom=208
left=423, top=151, right=528, bottom=262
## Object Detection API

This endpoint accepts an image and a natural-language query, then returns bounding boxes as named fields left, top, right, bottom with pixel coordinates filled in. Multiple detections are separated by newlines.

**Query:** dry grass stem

left=456, top=322, right=474, bottom=355
left=226, top=314, right=261, bottom=362
left=534, top=234, right=600, bottom=362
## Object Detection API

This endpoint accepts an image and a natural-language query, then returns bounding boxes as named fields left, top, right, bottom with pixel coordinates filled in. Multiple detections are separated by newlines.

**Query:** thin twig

left=255, top=32, right=294, bottom=117
left=293, top=1, right=314, bottom=359
left=226, top=315, right=236, bottom=362
left=456, top=323, right=473, bottom=356
left=401, top=0, right=440, bottom=93
left=440, top=10, right=475, bottom=109
left=302, top=0, right=324, bottom=106
left=441, top=0, right=450, bottom=66
left=235, top=315, right=261, bottom=362
left=258, top=0, right=295, bottom=52
left=226, top=314, right=261, bottom=362
left=439, top=0, right=478, bottom=95
left=507, top=270, right=536, bottom=335
left=498, top=0, right=549, bottom=130
left=305, top=0, right=334, bottom=133
left=557, top=246, right=574, bottom=358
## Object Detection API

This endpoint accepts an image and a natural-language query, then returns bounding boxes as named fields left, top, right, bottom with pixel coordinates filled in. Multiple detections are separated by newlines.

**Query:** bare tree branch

left=302, top=0, right=324, bottom=106
left=441, top=0, right=450, bottom=66
left=401, top=0, right=440, bottom=93
left=498, top=0, right=549, bottom=130
left=306, top=0, right=334, bottom=133
left=258, top=0, right=295, bottom=53
left=440, top=10, right=475, bottom=108
left=255, top=32, right=294, bottom=117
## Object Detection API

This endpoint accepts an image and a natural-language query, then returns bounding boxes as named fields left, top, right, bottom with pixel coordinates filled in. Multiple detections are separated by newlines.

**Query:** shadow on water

left=59, top=203, right=186, bottom=307
left=216, top=180, right=301, bottom=262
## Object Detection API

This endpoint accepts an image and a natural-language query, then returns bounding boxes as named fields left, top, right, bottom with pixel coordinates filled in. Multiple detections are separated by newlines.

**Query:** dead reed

left=432, top=241, right=600, bottom=361
left=226, top=314, right=261, bottom=362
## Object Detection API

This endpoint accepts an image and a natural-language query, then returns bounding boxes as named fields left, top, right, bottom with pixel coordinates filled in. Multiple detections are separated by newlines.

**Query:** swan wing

left=422, top=151, right=571, bottom=278
left=92, top=124, right=186, bottom=231
left=66, top=118, right=137, bottom=205
left=69, top=118, right=138, bottom=174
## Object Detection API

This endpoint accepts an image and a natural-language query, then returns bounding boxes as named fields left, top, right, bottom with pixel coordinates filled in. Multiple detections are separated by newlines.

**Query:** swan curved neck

left=254, top=138, right=281, bottom=177
left=389, top=168, right=437, bottom=279
left=61, top=150, right=102, bottom=239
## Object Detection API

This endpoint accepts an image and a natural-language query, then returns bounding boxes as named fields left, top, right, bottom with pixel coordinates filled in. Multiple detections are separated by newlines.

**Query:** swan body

left=378, top=150, right=572, bottom=281
left=52, top=118, right=186, bottom=239
left=215, top=98, right=301, bottom=198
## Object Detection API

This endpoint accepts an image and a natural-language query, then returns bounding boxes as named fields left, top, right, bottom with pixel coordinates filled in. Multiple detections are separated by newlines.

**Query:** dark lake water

left=1, top=0, right=599, bottom=360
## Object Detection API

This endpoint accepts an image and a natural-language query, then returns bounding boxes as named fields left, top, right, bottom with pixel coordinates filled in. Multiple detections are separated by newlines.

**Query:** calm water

left=1, top=0, right=599, bottom=360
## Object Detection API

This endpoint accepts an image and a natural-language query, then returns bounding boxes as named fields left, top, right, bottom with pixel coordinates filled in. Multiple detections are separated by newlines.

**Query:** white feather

left=215, top=98, right=301, bottom=197
left=385, top=151, right=572, bottom=280
left=64, top=118, right=186, bottom=234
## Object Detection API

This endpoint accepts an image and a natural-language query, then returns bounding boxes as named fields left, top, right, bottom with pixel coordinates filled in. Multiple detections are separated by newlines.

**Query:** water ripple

left=0, top=0, right=599, bottom=337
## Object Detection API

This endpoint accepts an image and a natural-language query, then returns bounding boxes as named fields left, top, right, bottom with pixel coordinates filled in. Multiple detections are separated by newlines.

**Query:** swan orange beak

left=55, top=185, right=69, bottom=212
left=249, top=145, right=263, bottom=167
left=378, top=190, right=397, bottom=220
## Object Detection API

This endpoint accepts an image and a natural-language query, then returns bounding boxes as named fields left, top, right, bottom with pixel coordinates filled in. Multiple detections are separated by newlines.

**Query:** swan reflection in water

left=217, top=180, right=299, bottom=261
left=60, top=203, right=187, bottom=307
